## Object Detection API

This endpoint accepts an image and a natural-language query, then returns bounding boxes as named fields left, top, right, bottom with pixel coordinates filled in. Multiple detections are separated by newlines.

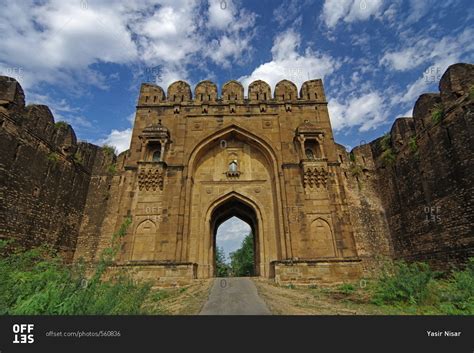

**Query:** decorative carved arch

left=205, top=191, right=264, bottom=234
left=309, top=217, right=336, bottom=258
left=131, top=219, right=157, bottom=261
left=185, top=123, right=280, bottom=177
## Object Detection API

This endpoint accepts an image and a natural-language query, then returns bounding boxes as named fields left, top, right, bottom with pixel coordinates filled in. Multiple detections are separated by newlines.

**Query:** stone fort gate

left=74, top=79, right=363, bottom=285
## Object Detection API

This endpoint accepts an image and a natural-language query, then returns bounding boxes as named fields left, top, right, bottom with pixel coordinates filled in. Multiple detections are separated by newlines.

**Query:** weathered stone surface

left=439, top=63, right=474, bottom=105
left=0, top=76, right=25, bottom=111
left=390, top=118, right=415, bottom=154
left=345, top=62, right=474, bottom=270
left=413, top=93, right=442, bottom=134
left=336, top=143, right=394, bottom=275
left=0, top=76, right=115, bottom=262
left=273, top=259, right=362, bottom=286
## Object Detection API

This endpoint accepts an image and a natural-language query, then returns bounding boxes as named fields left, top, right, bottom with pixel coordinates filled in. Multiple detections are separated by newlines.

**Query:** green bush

left=47, top=152, right=60, bottom=163
left=371, top=259, right=474, bottom=314
left=438, top=259, right=474, bottom=314
left=102, top=145, right=116, bottom=157
left=431, top=104, right=444, bottom=124
left=107, top=164, right=117, bottom=174
left=379, top=133, right=391, bottom=151
left=379, top=133, right=396, bottom=166
left=380, top=148, right=396, bottom=166
left=73, top=152, right=83, bottom=165
left=215, top=246, right=230, bottom=277
left=54, top=121, right=68, bottom=129
left=372, top=261, right=436, bottom=305
left=408, top=136, right=418, bottom=154
left=349, top=152, right=356, bottom=162
left=0, top=218, right=160, bottom=315
left=349, top=164, right=362, bottom=177
left=337, top=283, right=356, bottom=295
left=230, top=233, right=254, bottom=276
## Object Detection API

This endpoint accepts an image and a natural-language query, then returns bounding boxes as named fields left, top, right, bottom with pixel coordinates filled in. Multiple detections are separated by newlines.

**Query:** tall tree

left=215, top=246, right=230, bottom=277
left=230, top=233, right=254, bottom=276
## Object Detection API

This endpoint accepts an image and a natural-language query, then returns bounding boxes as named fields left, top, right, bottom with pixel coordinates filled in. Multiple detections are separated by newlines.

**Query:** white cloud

left=239, top=29, right=339, bottom=94
left=0, top=0, right=258, bottom=91
left=206, top=34, right=252, bottom=68
left=204, top=1, right=257, bottom=67
left=207, top=0, right=235, bottom=30
left=272, top=0, right=304, bottom=27
left=96, top=128, right=133, bottom=154
left=321, top=0, right=385, bottom=28
left=381, top=28, right=474, bottom=72
left=328, top=92, right=388, bottom=132
left=404, top=0, right=436, bottom=24
left=216, top=216, right=251, bottom=259
left=25, top=92, right=93, bottom=130
left=0, top=0, right=137, bottom=90
left=394, top=76, right=429, bottom=105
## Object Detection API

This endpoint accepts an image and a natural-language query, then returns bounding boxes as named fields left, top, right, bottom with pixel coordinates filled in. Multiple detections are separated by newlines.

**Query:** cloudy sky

left=1, top=0, right=473, bottom=258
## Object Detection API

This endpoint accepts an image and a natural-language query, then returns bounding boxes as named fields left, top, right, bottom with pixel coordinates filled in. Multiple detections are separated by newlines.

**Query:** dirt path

left=199, top=277, right=271, bottom=315
left=252, top=278, right=384, bottom=315
left=149, top=279, right=213, bottom=315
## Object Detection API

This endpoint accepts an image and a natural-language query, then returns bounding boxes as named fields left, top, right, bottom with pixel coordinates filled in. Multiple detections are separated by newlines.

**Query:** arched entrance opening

left=215, top=217, right=252, bottom=277
left=210, top=196, right=260, bottom=277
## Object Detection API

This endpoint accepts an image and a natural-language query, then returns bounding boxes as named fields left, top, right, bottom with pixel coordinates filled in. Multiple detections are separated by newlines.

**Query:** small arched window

left=152, top=150, right=161, bottom=162
left=304, top=140, right=321, bottom=160
left=228, top=160, right=238, bottom=172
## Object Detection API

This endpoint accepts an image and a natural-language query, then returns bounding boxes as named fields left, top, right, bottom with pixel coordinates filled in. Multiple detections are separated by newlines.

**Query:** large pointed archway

left=181, top=125, right=286, bottom=278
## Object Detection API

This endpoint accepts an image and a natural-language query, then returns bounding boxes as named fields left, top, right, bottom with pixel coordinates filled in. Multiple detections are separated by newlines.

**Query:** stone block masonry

left=339, top=63, right=474, bottom=271
left=0, top=76, right=115, bottom=262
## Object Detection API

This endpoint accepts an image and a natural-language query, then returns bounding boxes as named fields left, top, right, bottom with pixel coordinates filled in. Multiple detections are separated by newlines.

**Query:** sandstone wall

left=336, top=143, right=394, bottom=275
left=0, top=76, right=109, bottom=261
left=341, top=63, right=474, bottom=270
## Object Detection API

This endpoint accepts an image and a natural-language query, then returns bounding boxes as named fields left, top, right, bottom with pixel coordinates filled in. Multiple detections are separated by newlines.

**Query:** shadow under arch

left=205, top=191, right=265, bottom=277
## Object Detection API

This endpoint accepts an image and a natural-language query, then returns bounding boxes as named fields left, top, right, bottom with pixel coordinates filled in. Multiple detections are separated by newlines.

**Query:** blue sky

left=1, top=0, right=473, bottom=258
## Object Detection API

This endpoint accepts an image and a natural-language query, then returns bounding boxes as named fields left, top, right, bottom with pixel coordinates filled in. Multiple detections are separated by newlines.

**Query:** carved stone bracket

left=226, top=170, right=241, bottom=178
left=138, top=162, right=166, bottom=191
left=301, top=160, right=328, bottom=189
left=303, top=167, right=328, bottom=188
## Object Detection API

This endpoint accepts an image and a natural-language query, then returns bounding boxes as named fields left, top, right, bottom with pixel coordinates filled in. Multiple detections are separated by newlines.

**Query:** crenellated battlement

left=137, top=78, right=326, bottom=106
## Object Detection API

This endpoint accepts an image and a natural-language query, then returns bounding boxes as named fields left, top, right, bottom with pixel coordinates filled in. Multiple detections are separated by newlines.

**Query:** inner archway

left=215, top=217, right=252, bottom=277
left=210, top=197, right=260, bottom=277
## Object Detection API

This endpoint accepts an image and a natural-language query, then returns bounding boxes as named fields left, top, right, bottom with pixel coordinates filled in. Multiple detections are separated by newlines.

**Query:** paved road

left=199, top=277, right=271, bottom=315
